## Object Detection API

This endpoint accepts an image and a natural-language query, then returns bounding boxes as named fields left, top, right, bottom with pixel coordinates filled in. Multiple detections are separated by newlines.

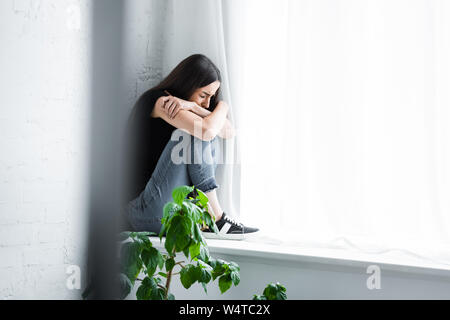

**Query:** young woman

left=122, top=54, right=258, bottom=240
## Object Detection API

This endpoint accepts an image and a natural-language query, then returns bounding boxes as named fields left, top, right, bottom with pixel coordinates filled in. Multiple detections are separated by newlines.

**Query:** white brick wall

left=123, top=0, right=167, bottom=107
left=0, top=0, right=168, bottom=299
left=0, top=0, right=91, bottom=299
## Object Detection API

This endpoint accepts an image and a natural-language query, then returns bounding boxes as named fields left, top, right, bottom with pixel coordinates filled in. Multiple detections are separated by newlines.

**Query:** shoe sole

left=202, top=230, right=259, bottom=241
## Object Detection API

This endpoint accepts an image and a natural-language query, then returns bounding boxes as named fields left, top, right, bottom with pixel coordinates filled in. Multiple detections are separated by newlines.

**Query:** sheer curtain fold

left=161, top=0, right=241, bottom=218
left=235, top=0, right=450, bottom=265
left=162, top=0, right=450, bottom=265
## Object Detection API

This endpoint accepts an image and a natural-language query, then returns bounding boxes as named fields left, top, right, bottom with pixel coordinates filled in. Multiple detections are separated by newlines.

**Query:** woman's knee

left=170, top=129, right=218, bottom=165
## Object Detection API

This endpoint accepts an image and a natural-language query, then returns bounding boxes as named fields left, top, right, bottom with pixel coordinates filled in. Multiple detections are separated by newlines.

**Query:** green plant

left=253, top=282, right=287, bottom=300
left=118, top=185, right=241, bottom=300
left=82, top=185, right=289, bottom=300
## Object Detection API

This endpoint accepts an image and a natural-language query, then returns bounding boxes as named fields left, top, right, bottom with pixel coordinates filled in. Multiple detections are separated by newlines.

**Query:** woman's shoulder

left=126, top=89, right=163, bottom=123
left=134, top=89, right=168, bottom=114
left=140, top=88, right=167, bottom=104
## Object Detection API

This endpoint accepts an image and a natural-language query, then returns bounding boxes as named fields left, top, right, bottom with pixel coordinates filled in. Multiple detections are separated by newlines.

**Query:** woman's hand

left=162, top=91, right=199, bottom=119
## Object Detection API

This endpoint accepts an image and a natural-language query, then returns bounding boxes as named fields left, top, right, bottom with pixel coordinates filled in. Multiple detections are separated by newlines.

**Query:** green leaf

left=120, top=241, right=143, bottom=284
left=162, top=202, right=181, bottom=226
left=202, top=211, right=217, bottom=232
left=275, top=283, right=287, bottom=300
left=229, top=261, right=240, bottom=272
left=131, top=233, right=153, bottom=250
left=198, top=244, right=210, bottom=263
left=158, top=272, right=167, bottom=278
left=129, top=231, right=154, bottom=244
left=192, top=224, right=205, bottom=245
left=117, top=232, right=131, bottom=242
left=134, top=231, right=156, bottom=238
left=252, top=295, right=267, bottom=300
left=262, top=283, right=277, bottom=300
left=152, top=287, right=166, bottom=300
left=180, top=264, right=199, bottom=289
left=183, top=242, right=191, bottom=260
left=197, top=260, right=213, bottom=284
left=276, top=290, right=288, bottom=300
left=218, top=274, right=232, bottom=294
left=167, top=293, right=176, bottom=300
left=141, top=247, right=163, bottom=276
left=182, top=201, right=203, bottom=223
left=192, top=224, right=205, bottom=243
left=230, top=271, right=240, bottom=286
left=165, top=215, right=193, bottom=253
left=189, top=242, right=201, bottom=260
left=172, top=186, right=194, bottom=205
left=159, top=224, right=167, bottom=240
left=136, top=277, right=155, bottom=300
left=157, top=254, right=165, bottom=270
left=262, top=282, right=287, bottom=300
left=118, top=273, right=132, bottom=300
left=196, top=188, right=209, bottom=207
left=208, top=258, right=217, bottom=269
left=164, top=234, right=175, bottom=255
left=165, top=258, right=175, bottom=272
left=181, top=202, right=192, bottom=216
left=136, top=277, right=166, bottom=300
left=211, top=259, right=228, bottom=280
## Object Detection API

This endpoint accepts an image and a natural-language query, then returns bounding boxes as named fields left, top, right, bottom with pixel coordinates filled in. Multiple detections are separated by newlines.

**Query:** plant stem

left=157, top=284, right=166, bottom=290
left=165, top=272, right=172, bottom=300
left=164, top=250, right=176, bottom=299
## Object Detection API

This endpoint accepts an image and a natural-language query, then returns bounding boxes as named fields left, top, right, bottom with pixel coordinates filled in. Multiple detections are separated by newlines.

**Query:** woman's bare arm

left=190, top=104, right=235, bottom=139
left=159, top=91, right=235, bottom=139
left=152, top=96, right=230, bottom=141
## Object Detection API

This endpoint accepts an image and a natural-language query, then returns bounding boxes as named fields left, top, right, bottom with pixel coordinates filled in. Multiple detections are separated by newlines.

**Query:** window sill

left=149, top=236, right=450, bottom=279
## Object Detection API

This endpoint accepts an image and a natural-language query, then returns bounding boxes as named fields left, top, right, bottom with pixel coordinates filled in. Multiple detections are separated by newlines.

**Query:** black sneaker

left=202, top=212, right=259, bottom=240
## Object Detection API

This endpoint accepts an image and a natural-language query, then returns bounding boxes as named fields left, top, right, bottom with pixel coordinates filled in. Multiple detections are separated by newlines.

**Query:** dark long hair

left=151, top=54, right=222, bottom=110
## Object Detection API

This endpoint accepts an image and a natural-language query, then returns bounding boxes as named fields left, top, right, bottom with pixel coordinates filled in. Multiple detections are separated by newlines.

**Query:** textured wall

left=0, top=0, right=168, bottom=299
left=123, top=0, right=167, bottom=110
left=0, top=0, right=90, bottom=299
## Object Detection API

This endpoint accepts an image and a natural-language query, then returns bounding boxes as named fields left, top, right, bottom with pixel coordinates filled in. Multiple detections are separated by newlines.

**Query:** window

left=229, top=0, right=450, bottom=265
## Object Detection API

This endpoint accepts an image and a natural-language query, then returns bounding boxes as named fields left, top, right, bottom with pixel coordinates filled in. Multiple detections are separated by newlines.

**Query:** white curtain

left=161, top=0, right=242, bottom=218
left=226, top=0, right=450, bottom=265
left=163, top=0, right=450, bottom=265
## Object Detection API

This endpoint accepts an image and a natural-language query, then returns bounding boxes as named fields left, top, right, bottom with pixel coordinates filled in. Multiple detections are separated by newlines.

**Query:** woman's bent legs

left=205, top=189, right=224, bottom=222
left=125, top=131, right=219, bottom=233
